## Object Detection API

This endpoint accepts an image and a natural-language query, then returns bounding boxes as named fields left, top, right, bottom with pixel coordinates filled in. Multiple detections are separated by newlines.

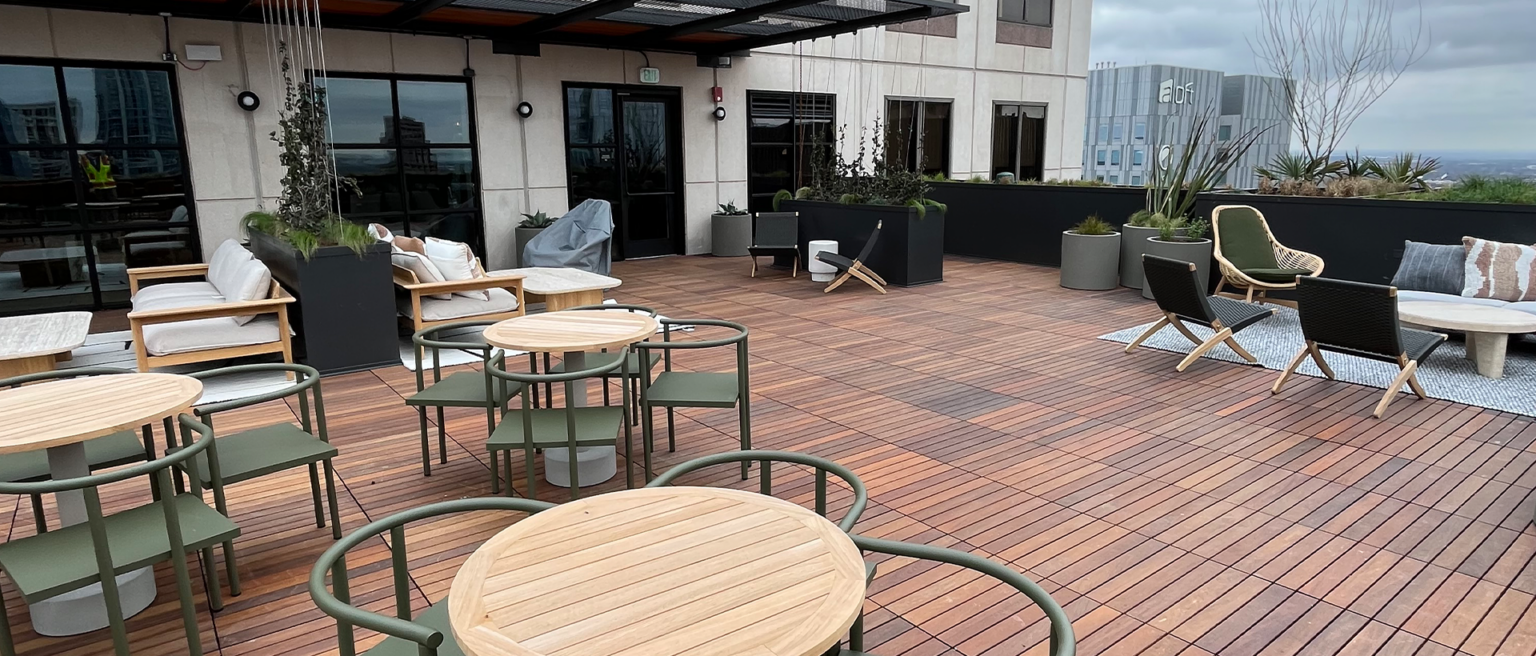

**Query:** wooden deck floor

left=7, top=255, right=1536, bottom=656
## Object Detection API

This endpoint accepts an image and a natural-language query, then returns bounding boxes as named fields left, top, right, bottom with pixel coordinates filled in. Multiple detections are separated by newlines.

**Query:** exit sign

left=638, top=67, right=661, bottom=84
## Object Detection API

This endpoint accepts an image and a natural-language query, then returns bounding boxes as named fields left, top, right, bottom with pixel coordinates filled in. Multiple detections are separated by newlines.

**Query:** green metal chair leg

left=201, top=546, right=224, bottom=612
left=0, top=584, right=15, bottom=656
left=525, top=446, right=537, bottom=501
left=28, top=494, right=45, bottom=534
left=417, top=407, right=432, bottom=477
left=324, top=460, right=342, bottom=540
left=222, top=539, right=241, bottom=597
left=308, top=463, right=325, bottom=529
left=84, top=497, right=131, bottom=656
left=490, top=448, right=502, bottom=494
left=435, top=407, right=447, bottom=465
left=739, top=399, right=752, bottom=481
left=666, top=407, right=676, bottom=452
left=505, top=450, right=515, bottom=498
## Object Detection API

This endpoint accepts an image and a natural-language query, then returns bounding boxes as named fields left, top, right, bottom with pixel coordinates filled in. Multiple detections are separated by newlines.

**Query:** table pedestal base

left=1465, top=332, right=1509, bottom=379
left=807, top=240, right=838, bottom=283
left=543, top=446, right=617, bottom=487
left=30, top=566, right=156, bottom=636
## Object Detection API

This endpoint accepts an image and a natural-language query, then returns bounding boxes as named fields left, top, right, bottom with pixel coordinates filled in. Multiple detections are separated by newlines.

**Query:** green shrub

left=772, top=189, right=794, bottom=211
left=520, top=211, right=556, bottom=228
left=1070, top=215, right=1114, bottom=235
left=1156, top=217, right=1185, bottom=242
left=716, top=201, right=747, bottom=216
left=966, top=175, right=990, bottom=183
left=1414, top=176, right=1536, bottom=205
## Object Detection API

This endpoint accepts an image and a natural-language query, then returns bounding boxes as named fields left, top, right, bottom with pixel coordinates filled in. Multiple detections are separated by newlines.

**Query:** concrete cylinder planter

left=1142, top=237, right=1213, bottom=300
left=1059, top=231, right=1121, bottom=290
left=1119, top=224, right=1163, bottom=289
left=711, top=213, right=751, bottom=256
left=514, top=226, right=545, bottom=267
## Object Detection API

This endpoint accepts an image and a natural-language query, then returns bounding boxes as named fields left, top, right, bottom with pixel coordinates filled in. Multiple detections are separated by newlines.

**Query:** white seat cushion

left=206, top=240, right=254, bottom=299
left=141, top=315, right=280, bottom=356
left=133, top=282, right=222, bottom=310
left=400, top=287, right=519, bottom=322
left=1398, top=290, right=1509, bottom=308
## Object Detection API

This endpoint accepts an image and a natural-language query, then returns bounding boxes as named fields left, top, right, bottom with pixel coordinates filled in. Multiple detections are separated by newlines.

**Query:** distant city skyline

left=1088, top=0, right=1536, bottom=154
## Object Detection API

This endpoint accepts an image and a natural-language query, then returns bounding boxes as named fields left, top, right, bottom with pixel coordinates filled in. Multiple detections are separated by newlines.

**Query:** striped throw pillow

left=1462, top=237, right=1536, bottom=301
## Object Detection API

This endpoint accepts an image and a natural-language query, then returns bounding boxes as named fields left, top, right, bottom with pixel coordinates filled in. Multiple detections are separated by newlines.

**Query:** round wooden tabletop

left=483, top=310, right=659, bottom=354
left=448, top=486, right=868, bottom=656
left=1399, top=301, right=1536, bottom=334
left=0, top=373, right=203, bottom=455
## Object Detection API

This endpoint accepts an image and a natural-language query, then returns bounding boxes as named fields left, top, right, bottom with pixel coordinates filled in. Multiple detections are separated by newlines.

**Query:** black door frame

left=561, top=82, right=686, bottom=261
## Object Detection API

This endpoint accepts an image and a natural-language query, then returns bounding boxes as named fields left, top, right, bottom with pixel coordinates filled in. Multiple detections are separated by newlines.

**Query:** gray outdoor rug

left=1099, top=306, right=1536, bottom=417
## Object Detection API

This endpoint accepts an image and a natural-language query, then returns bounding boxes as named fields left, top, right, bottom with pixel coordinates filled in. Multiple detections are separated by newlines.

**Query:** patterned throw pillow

left=1462, top=237, right=1536, bottom=302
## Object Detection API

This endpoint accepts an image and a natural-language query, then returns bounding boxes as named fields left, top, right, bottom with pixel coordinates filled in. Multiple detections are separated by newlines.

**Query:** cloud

left=1088, top=0, right=1536, bottom=153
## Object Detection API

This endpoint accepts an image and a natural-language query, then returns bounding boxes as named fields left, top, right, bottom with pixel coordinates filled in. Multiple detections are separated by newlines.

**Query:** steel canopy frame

left=0, top=0, right=965, bottom=57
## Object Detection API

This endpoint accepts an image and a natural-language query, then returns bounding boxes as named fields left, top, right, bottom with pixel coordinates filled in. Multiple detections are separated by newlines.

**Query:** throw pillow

left=392, top=251, right=451, bottom=301
left=1462, top=237, right=1536, bottom=302
left=368, top=223, right=394, bottom=242
left=424, top=237, right=489, bottom=301
left=206, top=239, right=254, bottom=300
left=228, top=259, right=273, bottom=326
left=1391, top=240, right=1465, bottom=296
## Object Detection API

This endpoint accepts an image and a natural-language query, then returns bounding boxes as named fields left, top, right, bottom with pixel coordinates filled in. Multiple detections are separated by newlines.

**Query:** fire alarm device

left=711, top=86, right=723, bottom=103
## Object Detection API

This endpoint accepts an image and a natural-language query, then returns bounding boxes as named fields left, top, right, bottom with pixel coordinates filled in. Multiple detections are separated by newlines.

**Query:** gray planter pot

left=514, top=226, right=545, bottom=268
left=711, top=213, right=751, bottom=256
left=1119, top=224, right=1185, bottom=289
left=1142, top=237, right=1214, bottom=300
left=1059, top=231, right=1120, bottom=290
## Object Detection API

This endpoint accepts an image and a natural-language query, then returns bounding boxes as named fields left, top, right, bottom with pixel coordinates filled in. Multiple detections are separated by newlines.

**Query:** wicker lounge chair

left=1211, top=204, right=1324, bottom=303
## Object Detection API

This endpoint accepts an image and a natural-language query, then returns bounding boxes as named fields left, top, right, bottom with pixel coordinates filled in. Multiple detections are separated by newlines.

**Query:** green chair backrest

left=307, top=497, right=555, bottom=656
left=647, top=450, right=868, bottom=532
left=410, top=319, right=506, bottom=397
left=188, top=363, right=327, bottom=442
left=1215, top=206, right=1280, bottom=271
left=639, top=318, right=749, bottom=377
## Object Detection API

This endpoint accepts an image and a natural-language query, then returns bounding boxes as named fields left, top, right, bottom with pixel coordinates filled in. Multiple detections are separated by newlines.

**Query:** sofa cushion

left=1397, top=290, right=1509, bottom=308
left=399, top=287, right=519, bottom=322
left=1240, top=267, right=1313, bottom=284
left=1463, top=237, right=1536, bottom=302
left=1216, top=207, right=1280, bottom=271
left=142, top=315, right=281, bottom=356
left=1391, top=241, right=1465, bottom=296
left=423, top=237, right=488, bottom=302
left=206, top=240, right=253, bottom=299
left=392, top=251, right=451, bottom=301
left=133, top=281, right=222, bottom=310
left=226, top=260, right=273, bottom=327
left=1504, top=301, right=1536, bottom=317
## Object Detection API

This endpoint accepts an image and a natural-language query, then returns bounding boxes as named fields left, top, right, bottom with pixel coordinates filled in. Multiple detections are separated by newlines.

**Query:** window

left=886, top=98, right=951, bottom=177
left=747, top=91, right=835, bottom=213
left=1134, top=121, right=1146, bottom=141
left=991, top=103, right=1046, bottom=180
left=1095, top=150, right=1106, bottom=166
left=1095, top=174, right=1105, bottom=182
left=319, top=74, right=482, bottom=257
left=1131, top=174, right=1143, bottom=185
left=1132, top=148, right=1145, bottom=166
left=1096, top=123, right=1108, bottom=142
left=0, top=59, right=198, bottom=313
left=1109, top=174, right=1120, bottom=184
left=1218, top=124, right=1233, bottom=142
left=1112, top=123, right=1124, bottom=142
left=1109, top=149, right=1121, bottom=166
left=999, top=0, right=1051, bottom=25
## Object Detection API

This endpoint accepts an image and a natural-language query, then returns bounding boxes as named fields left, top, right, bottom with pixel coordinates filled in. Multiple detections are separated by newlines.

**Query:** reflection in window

left=318, top=77, right=393, bottom=144
left=396, top=81, right=470, bottom=144
left=886, top=98, right=952, bottom=177
left=0, top=65, right=66, bottom=146
left=624, top=101, right=669, bottom=193
left=998, top=0, right=1051, bottom=25
left=405, top=148, right=476, bottom=211
left=992, top=103, right=1046, bottom=180
left=1109, top=149, right=1121, bottom=166
left=1132, top=148, right=1145, bottom=166
left=746, top=91, right=834, bottom=212
left=63, top=68, right=179, bottom=145
left=567, top=88, right=615, bottom=146
left=333, top=150, right=401, bottom=216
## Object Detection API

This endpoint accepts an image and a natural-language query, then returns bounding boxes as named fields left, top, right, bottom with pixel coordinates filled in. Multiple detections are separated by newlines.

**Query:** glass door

left=564, top=85, right=683, bottom=260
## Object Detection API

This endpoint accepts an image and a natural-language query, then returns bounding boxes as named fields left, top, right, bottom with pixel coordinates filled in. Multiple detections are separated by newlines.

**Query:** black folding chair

left=748, top=211, right=800, bottom=278
left=1125, top=254, right=1275, bottom=371
left=818, top=220, right=886, bottom=294
left=1275, top=276, right=1447, bottom=418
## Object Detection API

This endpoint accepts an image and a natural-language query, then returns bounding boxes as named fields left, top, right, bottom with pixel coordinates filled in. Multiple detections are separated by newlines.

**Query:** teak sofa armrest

left=128, top=283, right=294, bottom=325
left=127, top=263, right=211, bottom=294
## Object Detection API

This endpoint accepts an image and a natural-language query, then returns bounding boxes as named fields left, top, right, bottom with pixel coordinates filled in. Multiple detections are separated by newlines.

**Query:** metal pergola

left=1, top=0, right=966, bottom=61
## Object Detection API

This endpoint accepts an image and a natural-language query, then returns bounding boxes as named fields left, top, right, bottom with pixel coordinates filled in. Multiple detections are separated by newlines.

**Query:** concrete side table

left=807, top=240, right=839, bottom=283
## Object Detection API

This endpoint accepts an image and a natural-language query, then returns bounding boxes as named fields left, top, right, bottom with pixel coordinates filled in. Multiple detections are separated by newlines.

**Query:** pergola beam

left=623, top=0, right=828, bottom=47
left=383, top=0, right=459, bottom=26
left=506, top=0, right=639, bottom=36
left=707, top=5, right=934, bottom=53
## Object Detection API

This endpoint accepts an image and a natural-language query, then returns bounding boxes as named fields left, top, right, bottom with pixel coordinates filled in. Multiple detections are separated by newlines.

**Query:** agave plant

left=1367, top=153, right=1441, bottom=190
left=1337, top=149, right=1375, bottom=178
left=520, top=211, right=556, bottom=228
left=1255, top=152, right=1344, bottom=183
left=1147, top=110, right=1269, bottom=221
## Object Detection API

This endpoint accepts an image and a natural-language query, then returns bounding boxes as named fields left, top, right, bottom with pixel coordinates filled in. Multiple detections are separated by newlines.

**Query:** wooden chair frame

left=821, top=220, right=887, bottom=295
left=1272, top=341, right=1430, bottom=418
left=1211, top=204, right=1325, bottom=304
left=127, top=266, right=295, bottom=373
left=392, top=266, right=527, bottom=333
left=1123, top=311, right=1261, bottom=372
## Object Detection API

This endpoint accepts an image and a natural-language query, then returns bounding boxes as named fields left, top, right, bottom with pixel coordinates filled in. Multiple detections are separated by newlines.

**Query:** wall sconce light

left=712, top=106, right=727, bottom=122
left=236, top=91, right=260, bottom=112
left=517, top=102, right=533, bottom=118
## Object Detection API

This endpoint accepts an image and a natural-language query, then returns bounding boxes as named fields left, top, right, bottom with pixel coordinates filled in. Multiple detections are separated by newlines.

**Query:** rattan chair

left=1275, top=276, right=1447, bottom=418
left=307, top=498, right=555, bottom=656
left=1125, top=255, right=1276, bottom=371
left=1211, top=204, right=1324, bottom=303
left=818, top=221, right=887, bottom=294
left=748, top=211, right=800, bottom=278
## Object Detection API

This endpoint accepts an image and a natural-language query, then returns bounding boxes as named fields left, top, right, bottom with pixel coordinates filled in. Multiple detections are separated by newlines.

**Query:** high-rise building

left=1083, top=64, right=1291, bottom=190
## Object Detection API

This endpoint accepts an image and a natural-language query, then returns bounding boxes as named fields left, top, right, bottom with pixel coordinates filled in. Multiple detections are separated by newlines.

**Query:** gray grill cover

left=521, top=199, right=614, bottom=275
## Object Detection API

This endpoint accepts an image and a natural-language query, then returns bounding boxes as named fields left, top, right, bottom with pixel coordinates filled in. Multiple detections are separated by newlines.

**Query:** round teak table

left=1398, top=301, right=1536, bottom=379
left=448, top=486, right=868, bottom=656
left=0, top=373, right=203, bottom=636
left=483, top=310, right=658, bottom=487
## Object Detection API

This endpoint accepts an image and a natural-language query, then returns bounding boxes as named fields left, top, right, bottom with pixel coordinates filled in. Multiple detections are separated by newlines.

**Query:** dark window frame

left=998, top=0, right=1052, bottom=27
left=885, top=96, right=953, bottom=178
left=316, top=71, right=485, bottom=259
left=991, top=102, right=1047, bottom=181
left=0, top=55, right=199, bottom=312
left=745, top=90, right=836, bottom=213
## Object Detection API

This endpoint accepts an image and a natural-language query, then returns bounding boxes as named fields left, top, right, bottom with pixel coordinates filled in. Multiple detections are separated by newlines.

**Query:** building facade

left=0, top=0, right=1091, bottom=314
left=1082, top=64, right=1290, bottom=191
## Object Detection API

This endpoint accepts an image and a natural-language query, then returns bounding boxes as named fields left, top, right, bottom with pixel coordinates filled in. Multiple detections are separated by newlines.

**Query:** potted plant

left=1142, top=217, right=1213, bottom=300
left=711, top=201, right=751, bottom=257
left=244, top=45, right=396, bottom=375
left=1060, top=215, right=1120, bottom=290
left=515, top=210, right=556, bottom=267
left=1119, top=209, right=1170, bottom=290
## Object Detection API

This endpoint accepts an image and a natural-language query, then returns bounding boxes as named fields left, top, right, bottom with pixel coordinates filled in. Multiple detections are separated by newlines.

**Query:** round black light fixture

left=236, top=91, right=260, bottom=112
left=517, top=101, right=533, bottom=118
left=712, top=106, right=727, bottom=122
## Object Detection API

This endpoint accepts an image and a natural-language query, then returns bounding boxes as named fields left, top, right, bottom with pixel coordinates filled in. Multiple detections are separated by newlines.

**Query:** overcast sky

left=1087, top=0, right=1536, bottom=155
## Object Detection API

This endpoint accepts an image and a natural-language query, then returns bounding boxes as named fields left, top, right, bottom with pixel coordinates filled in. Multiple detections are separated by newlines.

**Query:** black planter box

left=929, top=182, right=1145, bottom=267
left=249, top=231, right=398, bottom=375
left=780, top=200, right=944, bottom=287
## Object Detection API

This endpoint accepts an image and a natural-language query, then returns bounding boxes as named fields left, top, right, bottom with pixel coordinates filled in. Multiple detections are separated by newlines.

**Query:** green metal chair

left=307, top=497, right=555, bottom=656
left=636, top=318, right=751, bottom=480
left=0, top=368, right=158, bottom=534
left=543, top=303, right=661, bottom=424
left=405, top=320, right=526, bottom=477
left=840, top=535, right=1076, bottom=656
left=0, top=414, right=239, bottom=656
left=176, top=363, right=343, bottom=540
left=485, top=348, right=634, bottom=500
